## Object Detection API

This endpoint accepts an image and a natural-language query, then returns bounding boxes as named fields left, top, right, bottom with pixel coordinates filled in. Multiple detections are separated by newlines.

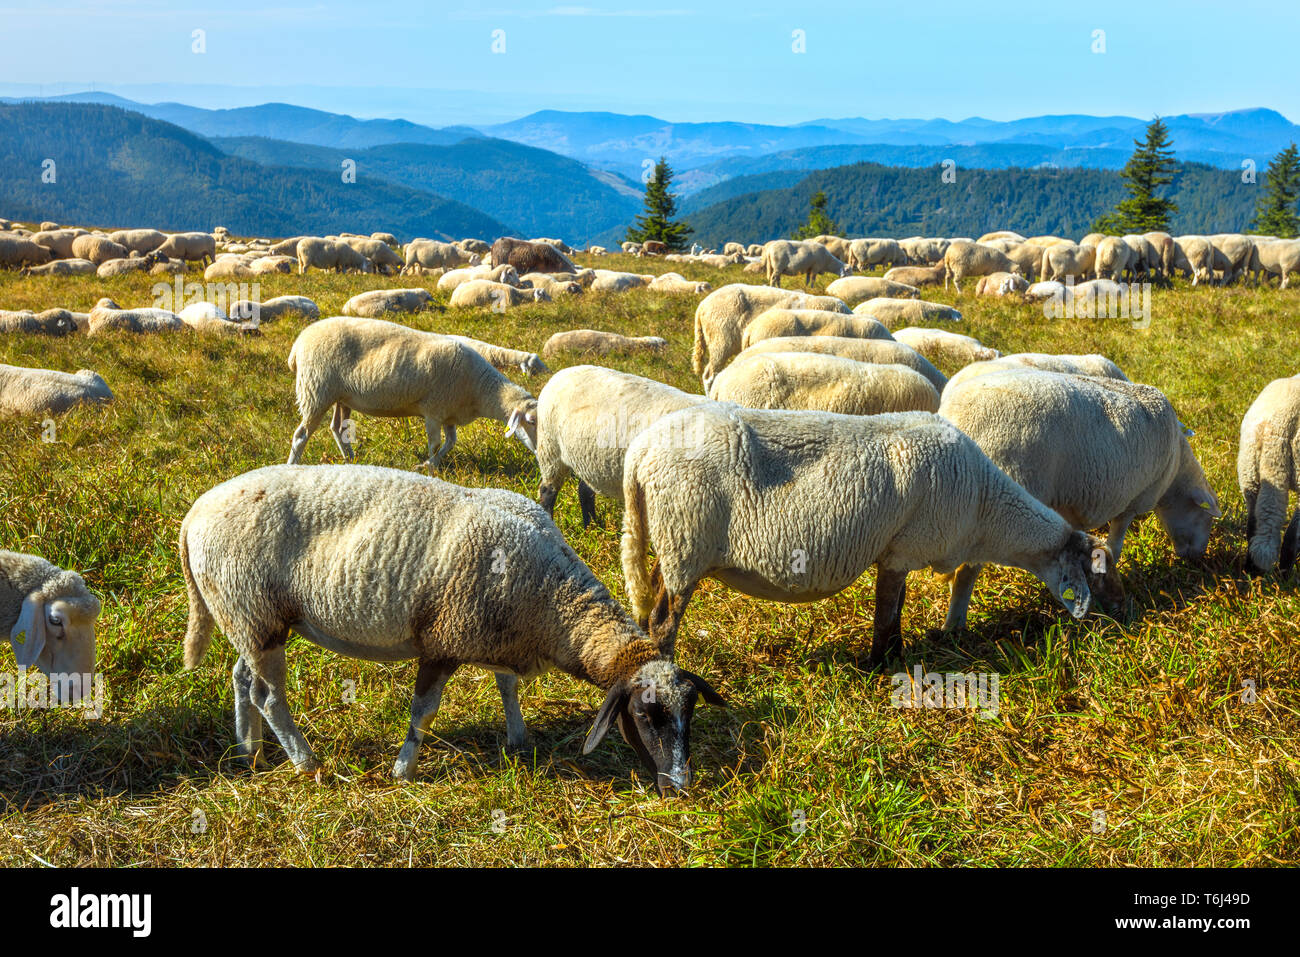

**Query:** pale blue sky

left=0, top=0, right=1293, bottom=126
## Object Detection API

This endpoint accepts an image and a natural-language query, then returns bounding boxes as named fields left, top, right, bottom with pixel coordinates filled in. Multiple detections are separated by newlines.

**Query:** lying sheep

left=536, top=366, right=708, bottom=527
left=978, top=231, right=1026, bottom=244
left=825, top=276, right=920, bottom=305
left=1, top=549, right=101, bottom=701
left=342, top=288, right=433, bottom=318
left=180, top=464, right=723, bottom=791
left=0, top=236, right=54, bottom=268
left=457, top=238, right=491, bottom=256
left=944, top=353, right=1129, bottom=394
left=297, top=237, right=374, bottom=275
left=591, top=271, right=653, bottom=293
left=248, top=255, right=296, bottom=275
left=541, top=329, right=667, bottom=358
left=692, top=283, right=850, bottom=387
left=938, top=369, right=1220, bottom=627
left=287, top=316, right=539, bottom=472
left=0, top=363, right=113, bottom=416
left=155, top=232, right=216, bottom=267
left=87, top=305, right=185, bottom=335
left=943, top=241, right=1020, bottom=292
left=890, top=327, right=999, bottom=368
left=450, top=280, right=549, bottom=310
left=177, top=302, right=259, bottom=336
left=853, top=297, right=962, bottom=328
left=0, top=308, right=79, bottom=336
left=882, top=265, right=945, bottom=287
left=762, top=240, right=852, bottom=287
left=204, top=257, right=254, bottom=280
left=621, top=405, right=1103, bottom=661
left=647, top=273, right=712, bottom=295
left=974, top=271, right=1029, bottom=297
left=22, top=258, right=97, bottom=276
left=437, top=264, right=519, bottom=293
left=1239, top=375, right=1300, bottom=572
left=98, top=257, right=157, bottom=278
left=738, top=335, right=946, bottom=391
left=229, top=295, right=320, bottom=324
left=708, top=353, right=940, bottom=416
left=439, top=334, right=549, bottom=377
left=740, top=309, right=892, bottom=351
left=520, top=272, right=584, bottom=296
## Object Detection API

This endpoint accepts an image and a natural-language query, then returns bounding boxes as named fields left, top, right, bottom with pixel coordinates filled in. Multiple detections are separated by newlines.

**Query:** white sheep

left=938, top=368, right=1220, bottom=628
left=739, top=309, right=893, bottom=351
left=450, top=280, right=549, bottom=310
left=342, top=289, right=433, bottom=318
left=541, top=329, right=668, bottom=358
left=404, top=239, right=480, bottom=273
left=228, top=295, right=320, bottom=324
left=852, top=297, right=962, bottom=327
left=286, top=316, right=538, bottom=472
left=889, top=327, right=999, bottom=368
left=739, top=335, right=947, bottom=391
left=708, top=353, right=940, bottom=416
left=620, top=405, right=1103, bottom=662
left=647, top=273, right=712, bottom=295
left=944, top=353, right=1129, bottom=394
left=847, top=238, right=905, bottom=271
left=1238, top=375, right=1300, bottom=572
left=438, top=334, right=549, bottom=377
left=0, top=364, right=112, bottom=416
left=0, top=308, right=79, bottom=336
left=2, top=550, right=101, bottom=702
left=87, top=305, right=185, bottom=335
left=825, top=276, right=920, bottom=305
left=761, top=240, right=852, bottom=287
left=179, top=464, right=723, bottom=790
left=942, top=242, right=1020, bottom=291
left=436, top=264, right=519, bottom=293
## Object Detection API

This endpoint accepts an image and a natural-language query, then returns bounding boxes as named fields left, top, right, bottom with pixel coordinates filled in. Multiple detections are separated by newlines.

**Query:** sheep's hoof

left=392, top=760, right=417, bottom=782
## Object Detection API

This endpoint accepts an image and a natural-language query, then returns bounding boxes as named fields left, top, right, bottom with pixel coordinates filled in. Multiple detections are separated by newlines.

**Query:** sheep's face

left=504, top=401, right=538, bottom=452
left=1042, top=531, right=1096, bottom=619
left=1157, top=484, right=1220, bottom=559
left=584, top=660, right=725, bottom=796
left=10, top=593, right=100, bottom=703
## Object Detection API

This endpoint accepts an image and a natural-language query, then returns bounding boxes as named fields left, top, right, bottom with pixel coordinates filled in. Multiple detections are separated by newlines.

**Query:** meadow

left=1, top=255, right=1296, bottom=867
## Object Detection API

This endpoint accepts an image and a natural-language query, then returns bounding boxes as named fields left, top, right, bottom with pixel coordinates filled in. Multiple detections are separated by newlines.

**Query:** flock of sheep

left=3, top=215, right=1300, bottom=797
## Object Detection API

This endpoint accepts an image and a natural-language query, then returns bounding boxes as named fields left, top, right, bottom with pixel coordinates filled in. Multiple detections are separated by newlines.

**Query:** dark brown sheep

left=490, top=237, right=576, bottom=274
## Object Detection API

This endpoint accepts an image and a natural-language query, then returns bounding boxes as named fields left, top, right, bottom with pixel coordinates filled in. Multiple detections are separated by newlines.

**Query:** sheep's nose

left=656, top=766, right=691, bottom=796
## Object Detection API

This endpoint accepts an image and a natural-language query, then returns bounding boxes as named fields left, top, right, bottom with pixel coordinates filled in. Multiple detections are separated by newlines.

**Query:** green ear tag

left=1062, top=588, right=1076, bottom=602
left=13, top=632, right=24, bottom=645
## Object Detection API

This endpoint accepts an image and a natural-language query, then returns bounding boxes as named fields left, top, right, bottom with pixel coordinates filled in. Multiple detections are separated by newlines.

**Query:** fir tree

left=1092, top=117, right=1179, bottom=234
left=626, top=157, right=692, bottom=250
left=793, top=190, right=839, bottom=239
left=1250, top=143, right=1300, bottom=238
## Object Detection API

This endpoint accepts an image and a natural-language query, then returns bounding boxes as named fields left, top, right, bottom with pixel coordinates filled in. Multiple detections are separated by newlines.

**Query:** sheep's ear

left=680, top=669, right=726, bottom=708
left=583, top=685, right=629, bottom=754
left=1197, top=491, right=1222, bottom=518
left=10, top=595, right=47, bottom=670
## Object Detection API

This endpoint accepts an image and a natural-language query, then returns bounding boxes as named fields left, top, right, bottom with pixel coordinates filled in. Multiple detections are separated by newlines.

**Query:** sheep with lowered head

left=1239, top=374, right=1300, bottom=573
left=761, top=240, right=852, bottom=288
left=180, top=464, right=724, bottom=791
left=708, top=352, right=940, bottom=416
left=286, top=316, right=539, bottom=472
left=942, top=241, right=1020, bottom=292
left=2, top=550, right=101, bottom=703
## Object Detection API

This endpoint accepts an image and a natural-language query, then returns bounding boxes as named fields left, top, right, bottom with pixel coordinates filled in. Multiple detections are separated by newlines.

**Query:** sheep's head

left=1040, top=530, right=1101, bottom=620
left=504, top=399, right=538, bottom=452
left=9, top=574, right=101, bottom=703
left=583, top=659, right=725, bottom=796
left=1156, top=474, right=1220, bottom=559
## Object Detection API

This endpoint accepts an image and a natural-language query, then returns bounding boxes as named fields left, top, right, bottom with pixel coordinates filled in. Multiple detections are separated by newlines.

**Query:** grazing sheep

left=22, top=257, right=96, bottom=276
left=899, top=237, right=949, bottom=265
left=1, top=550, right=101, bottom=700
left=402, top=240, right=475, bottom=274
left=825, top=276, right=920, bottom=305
left=848, top=238, right=905, bottom=271
left=0, top=308, right=79, bottom=336
left=762, top=240, right=852, bottom=287
left=450, top=280, right=549, bottom=310
left=1252, top=239, right=1300, bottom=288
left=535, top=366, right=707, bottom=527
left=692, top=284, right=850, bottom=386
left=371, top=232, right=398, bottom=246
left=890, top=327, right=999, bottom=368
left=997, top=243, right=1042, bottom=281
left=228, top=295, right=320, bottom=324
left=342, top=288, right=434, bottom=318
left=738, top=335, right=947, bottom=391
left=648, top=273, right=712, bottom=295
left=155, top=232, right=217, bottom=267
left=978, top=231, right=1026, bottom=244
left=30, top=229, right=86, bottom=259
left=107, top=228, right=166, bottom=254
left=1094, top=236, right=1135, bottom=282
left=938, top=369, right=1220, bottom=627
left=437, top=264, right=519, bottom=292
left=1173, top=236, right=1215, bottom=285
left=1209, top=234, right=1257, bottom=284
left=0, top=363, right=112, bottom=416
left=297, top=237, right=374, bottom=275
left=943, top=241, right=1020, bottom=292
left=944, top=353, right=1128, bottom=394
left=1143, top=231, right=1176, bottom=280
left=708, top=352, right=940, bottom=416
left=810, top=235, right=853, bottom=262
left=87, top=305, right=184, bottom=335
left=620, top=405, right=1103, bottom=661
left=0, top=236, right=54, bottom=268
left=491, top=238, right=576, bottom=274
left=723, top=243, right=745, bottom=257
left=180, top=464, right=723, bottom=790
left=286, top=316, right=539, bottom=472
left=882, top=264, right=945, bottom=287
left=343, top=237, right=405, bottom=274
left=973, top=271, right=1029, bottom=297
left=1039, top=242, right=1097, bottom=282
left=740, top=309, right=892, bottom=351
left=269, top=237, right=307, bottom=257
left=1239, top=375, right=1300, bottom=572
left=541, top=329, right=668, bottom=358
left=853, top=297, right=962, bottom=328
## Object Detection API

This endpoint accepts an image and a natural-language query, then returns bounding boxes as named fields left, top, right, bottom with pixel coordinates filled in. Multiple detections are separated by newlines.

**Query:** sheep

left=97, top=257, right=156, bottom=278
left=457, top=238, right=491, bottom=256
left=1209, top=234, right=1257, bottom=284
left=762, top=240, right=852, bottom=287
left=740, top=309, right=892, bottom=351
left=899, top=237, right=949, bottom=265
left=882, top=264, right=945, bottom=287
left=519, top=272, right=584, bottom=296
left=810, top=235, right=853, bottom=262
left=450, top=280, right=549, bottom=310
left=647, top=273, right=712, bottom=295
left=708, top=352, right=940, bottom=416
left=1143, top=231, right=1176, bottom=280
left=738, top=335, right=947, bottom=392
left=825, top=276, right=920, bottom=305
left=890, top=327, right=999, bottom=368
left=692, top=283, right=851, bottom=386
left=21, top=258, right=97, bottom=277
left=0, top=236, right=54, bottom=268
left=107, top=228, right=166, bottom=254
left=0, top=363, right=112, bottom=416
left=532, top=237, right=575, bottom=255
left=1239, top=375, right=1300, bottom=572
left=587, top=245, right=609, bottom=256
left=297, top=237, right=374, bottom=275
left=176, top=301, right=259, bottom=336
left=439, top=334, right=549, bottom=377
left=491, top=237, right=576, bottom=274
left=228, top=295, right=320, bottom=324
left=997, top=243, right=1042, bottom=281
left=343, top=237, right=404, bottom=274
left=590, top=271, right=652, bottom=293
left=0, top=308, right=79, bottom=336
left=938, top=368, right=1220, bottom=627
left=286, top=316, right=539, bottom=472
left=155, top=232, right=216, bottom=267
left=1039, top=242, right=1097, bottom=282
left=723, top=242, right=745, bottom=257
left=1025, top=280, right=1067, bottom=303
left=973, top=271, right=1029, bottom=297
left=1024, top=236, right=1070, bottom=247
left=269, top=237, right=306, bottom=257
left=1094, top=236, right=1135, bottom=282
left=853, top=297, right=962, bottom=328
left=541, top=329, right=668, bottom=358
left=1252, top=239, right=1300, bottom=288
left=622, top=241, right=642, bottom=255
left=848, top=238, right=905, bottom=271
left=535, top=366, right=708, bottom=527
left=87, top=305, right=185, bottom=335
left=437, top=264, right=519, bottom=292
left=640, top=240, right=668, bottom=256
left=943, top=242, right=1020, bottom=291
left=72, top=234, right=130, bottom=265
left=1120, top=234, right=1158, bottom=281
left=204, top=258, right=254, bottom=280
left=248, top=255, right=296, bottom=275
left=1, top=549, right=101, bottom=701
left=371, top=232, right=398, bottom=246
left=401, top=240, right=474, bottom=274
left=1172, top=236, right=1216, bottom=285
left=30, top=228, right=86, bottom=259
left=179, top=464, right=724, bottom=790
left=342, top=289, right=433, bottom=318
left=978, top=231, right=1026, bottom=244
left=620, top=404, right=1103, bottom=661
left=944, top=352, right=1129, bottom=394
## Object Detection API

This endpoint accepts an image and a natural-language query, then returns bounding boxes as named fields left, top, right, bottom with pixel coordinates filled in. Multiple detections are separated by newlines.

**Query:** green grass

left=1, top=255, right=1297, bottom=867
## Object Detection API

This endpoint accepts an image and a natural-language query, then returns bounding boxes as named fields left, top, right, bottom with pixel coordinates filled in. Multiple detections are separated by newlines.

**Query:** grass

left=1, top=254, right=1297, bottom=867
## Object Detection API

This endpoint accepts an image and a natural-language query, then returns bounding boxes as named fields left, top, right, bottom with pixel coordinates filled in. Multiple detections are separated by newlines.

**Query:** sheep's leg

left=866, top=566, right=908, bottom=668
left=1245, top=489, right=1258, bottom=543
left=329, top=404, right=354, bottom=461
left=577, top=480, right=598, bottom=528
left=1279, top=508, right=1300, bottom=573
left=247, top=644, right=320, bottom=773
left=647, top=581, right=696, bottom=657
left=424, top=422, right=457, bottom=473
left=1105, top=513, right=1137, bottom=563
left=942, top=563, right=983, bottom=632
left=495, top=673, right=527, bottom=751
left=288, top=407, right=329, bottom=464
left=537, top=461, right=570, bottom=516
left=232, top=655, right=265, bottom=768
left=393, top=659, right=459, bottom=781
left=1246, top=481, right=1289, bottom=572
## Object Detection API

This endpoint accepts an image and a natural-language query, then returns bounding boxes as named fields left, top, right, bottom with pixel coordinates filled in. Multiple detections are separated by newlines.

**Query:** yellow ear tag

left=13, top=632, right=24, bottom=645
left=1062, top=588, right=1076, bottom=602
left=1198, top=501, right=1212, bottom=510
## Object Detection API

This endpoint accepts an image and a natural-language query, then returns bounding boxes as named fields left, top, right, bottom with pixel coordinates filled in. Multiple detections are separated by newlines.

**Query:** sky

left=0, top=0, right=1294, bottom=126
